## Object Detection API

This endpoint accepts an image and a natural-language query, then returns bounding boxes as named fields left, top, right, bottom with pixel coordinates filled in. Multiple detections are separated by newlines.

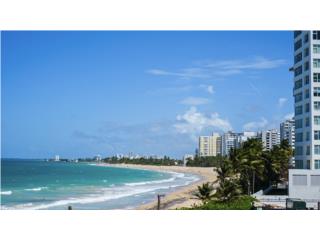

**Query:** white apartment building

left=198, top=133, right=221, bottom=157
left=293, top=31, right=320, bottom=169
left=221, top=131, right=238, bottom=156
left=280, top=118, right=295, bottom=149
left=289, top=31, right=320, bottom=204
left=258, top=129, right=280, bottom=151
left=235, top=131, right=257, bottom=148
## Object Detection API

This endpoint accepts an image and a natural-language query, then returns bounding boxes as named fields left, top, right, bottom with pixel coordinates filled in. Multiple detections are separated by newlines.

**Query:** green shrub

left=182, top=195, right=255, bottom=210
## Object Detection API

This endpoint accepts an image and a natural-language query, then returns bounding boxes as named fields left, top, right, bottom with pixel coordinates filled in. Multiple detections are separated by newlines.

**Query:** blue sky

left=1, top=31, right=294, bottom=159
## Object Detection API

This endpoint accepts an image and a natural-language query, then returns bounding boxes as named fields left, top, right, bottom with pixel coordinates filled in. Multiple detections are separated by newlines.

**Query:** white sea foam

left=7, top=168, right=200, bottom=210
left=1, top=191, right=12, bottom=195
left=124, top=177, right=176, bottom=186
left=24, top=187, right=48, bottom=192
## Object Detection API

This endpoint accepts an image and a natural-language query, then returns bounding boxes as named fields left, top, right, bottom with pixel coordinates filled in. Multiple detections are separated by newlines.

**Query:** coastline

left=97, top=163, right=218, bottom=209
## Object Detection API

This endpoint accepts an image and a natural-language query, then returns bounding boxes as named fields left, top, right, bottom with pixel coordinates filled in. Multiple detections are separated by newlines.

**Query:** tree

left=214, top=158, right=241, bottom=202
left=237, top=138, right=264, bottom=194
left=193, top=182, right=214, bottom=203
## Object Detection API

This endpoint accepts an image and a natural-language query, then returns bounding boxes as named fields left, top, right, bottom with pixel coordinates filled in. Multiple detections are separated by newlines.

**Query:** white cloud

left=148, top=57, right=286, bottom=79
left=206, top=57, right=287, bottom=70
left=278, top=97, right=288, bottom=108
left=174, top=107, right=232, bottom=138
left=180, top=97, right=209, bottom=106
left=199, top=84, right=214, bottom=94
left=243, top=117, right=268, bottom=131
left=207, top=85, right=214, bottom=94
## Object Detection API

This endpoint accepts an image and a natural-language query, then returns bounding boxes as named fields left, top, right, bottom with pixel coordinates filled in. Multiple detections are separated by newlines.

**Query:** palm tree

left=193, top=182, right=214, bottom=203
left=238, top=138, right=264, bottom=194
left=214, top=158, right=241, bottom=201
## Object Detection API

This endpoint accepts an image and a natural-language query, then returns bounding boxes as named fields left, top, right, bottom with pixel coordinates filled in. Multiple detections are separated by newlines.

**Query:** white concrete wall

left=289, top=169, right=320, bottom=200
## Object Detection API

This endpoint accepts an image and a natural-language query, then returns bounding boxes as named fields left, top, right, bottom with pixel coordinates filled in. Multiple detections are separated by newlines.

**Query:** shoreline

left=97, top=163, right=218, bottom=209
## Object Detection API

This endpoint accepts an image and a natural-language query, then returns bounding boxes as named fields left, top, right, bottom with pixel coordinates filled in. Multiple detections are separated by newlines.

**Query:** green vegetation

left=184, top=138, right=292, bottom=210
left=103, top=156, right=182, bottom=166
left=185, top=195, right=255, bottom=210
left=186, top=155, right=226, bottom=167
left=193, top=182, right=215, bottom=203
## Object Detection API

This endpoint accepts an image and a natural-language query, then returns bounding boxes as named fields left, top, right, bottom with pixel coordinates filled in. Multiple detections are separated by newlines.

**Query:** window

left=315, top=160, right=320, bottom=169
left=294, top=79, right=303, bottom=89
left=314, top=44, right=320, bottom=54
left=313, top=59, right=320, bottom=68
left=315, top=116, right=320, bottom=125
left=314, top=102, right=320, bottom=110
left=304, top=47, right=309, bottom=57
left=306, top=117, right=310, bottom=127
left=295, top=132, right=303, bottom=142
left=306, top=145, right=310, bottom=155
left=294, top=39, right=302, bottom=51
left=295, top=66, right=302, bottom=76
left=295, top=160, right=304, bottom=169
left=306, top=132, right=310, bottom=141
left=307, top=160, right=310, bottom=169
left=315, top=145, right=320, bottom=154
left=304, top=61, right=309, bottom=71
left=304, top=33, right=309, bottom=43
left=305, top=103, right=310, bottom=112
left=295, top=119, right=303, bottom=129
left=314, top=73, right=320, bottom=82
left=292, top=174, right=307, bottom=185
left=294, top=31, right=302, bottom=38
left=313, top=31, right=320, bottom=40
left=295, top=52, right=302, bottom=64
left=305, top=75, right=310, bottom=85
left=295, top=105, right=303, bottom=115
left=305, top=89, right=309, bottom=99
left=315, top=130, right=320, bottom=140
left=314, top=87, right=320, bottom=96
left=311, top=175, right=320, bottom=185
left=294, top=92, right=303, bottom=102
left=295, top=146, right=303, bottom=156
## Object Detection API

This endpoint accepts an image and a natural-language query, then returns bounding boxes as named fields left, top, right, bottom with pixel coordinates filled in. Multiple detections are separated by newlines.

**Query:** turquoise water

left=1, top=160, right=199, bottom=210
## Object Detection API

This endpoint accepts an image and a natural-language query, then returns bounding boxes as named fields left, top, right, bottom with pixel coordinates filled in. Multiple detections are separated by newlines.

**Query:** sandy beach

left=98, top=163, right=218, bottom=210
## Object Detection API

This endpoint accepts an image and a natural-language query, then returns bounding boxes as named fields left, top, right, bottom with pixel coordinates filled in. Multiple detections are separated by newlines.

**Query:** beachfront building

left=235, top=131, right=258, bottom=148
left=289, top=31, right=320, bottom=205
left=221, top=131, right=238, bottom=156
left=293, top=31, right=320, bottom=169
left=198, top=133, right=221, bottom=157
left=220, top=131, right=258, bottom=156
left=258, top=129, right=280, bottom=151
left=280, top=118, right=295, bottom=149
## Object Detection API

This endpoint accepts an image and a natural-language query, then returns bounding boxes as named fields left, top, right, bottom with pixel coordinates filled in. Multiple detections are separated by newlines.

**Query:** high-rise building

left=198, top=133, right=221, bottom=157
left=280, top=118, right=295, bottom=149
left=221, top=131, right=238, bottom=156
left=258, top=129, right=280, bottom=151
left=235, top=131, right=258, bottom=148
left=293, top=31, right=320, bottom=169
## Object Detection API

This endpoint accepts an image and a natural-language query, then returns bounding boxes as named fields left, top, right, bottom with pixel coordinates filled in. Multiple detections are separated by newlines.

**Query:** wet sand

left=98, top=163, right=218, bottom=209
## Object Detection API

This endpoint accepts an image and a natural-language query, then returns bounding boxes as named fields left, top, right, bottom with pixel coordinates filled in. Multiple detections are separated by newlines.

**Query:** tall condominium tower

left=258, top=129, right=280, bottom=151
left=293, top=31, right=320, bottom=169
left=198, top=133, right=221, bottom=157
left=280, top=118, right=295, bottom=149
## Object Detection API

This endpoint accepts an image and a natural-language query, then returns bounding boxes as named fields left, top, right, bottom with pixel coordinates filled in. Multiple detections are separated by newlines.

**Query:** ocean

left=0, top=159, right=199, bottom=210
